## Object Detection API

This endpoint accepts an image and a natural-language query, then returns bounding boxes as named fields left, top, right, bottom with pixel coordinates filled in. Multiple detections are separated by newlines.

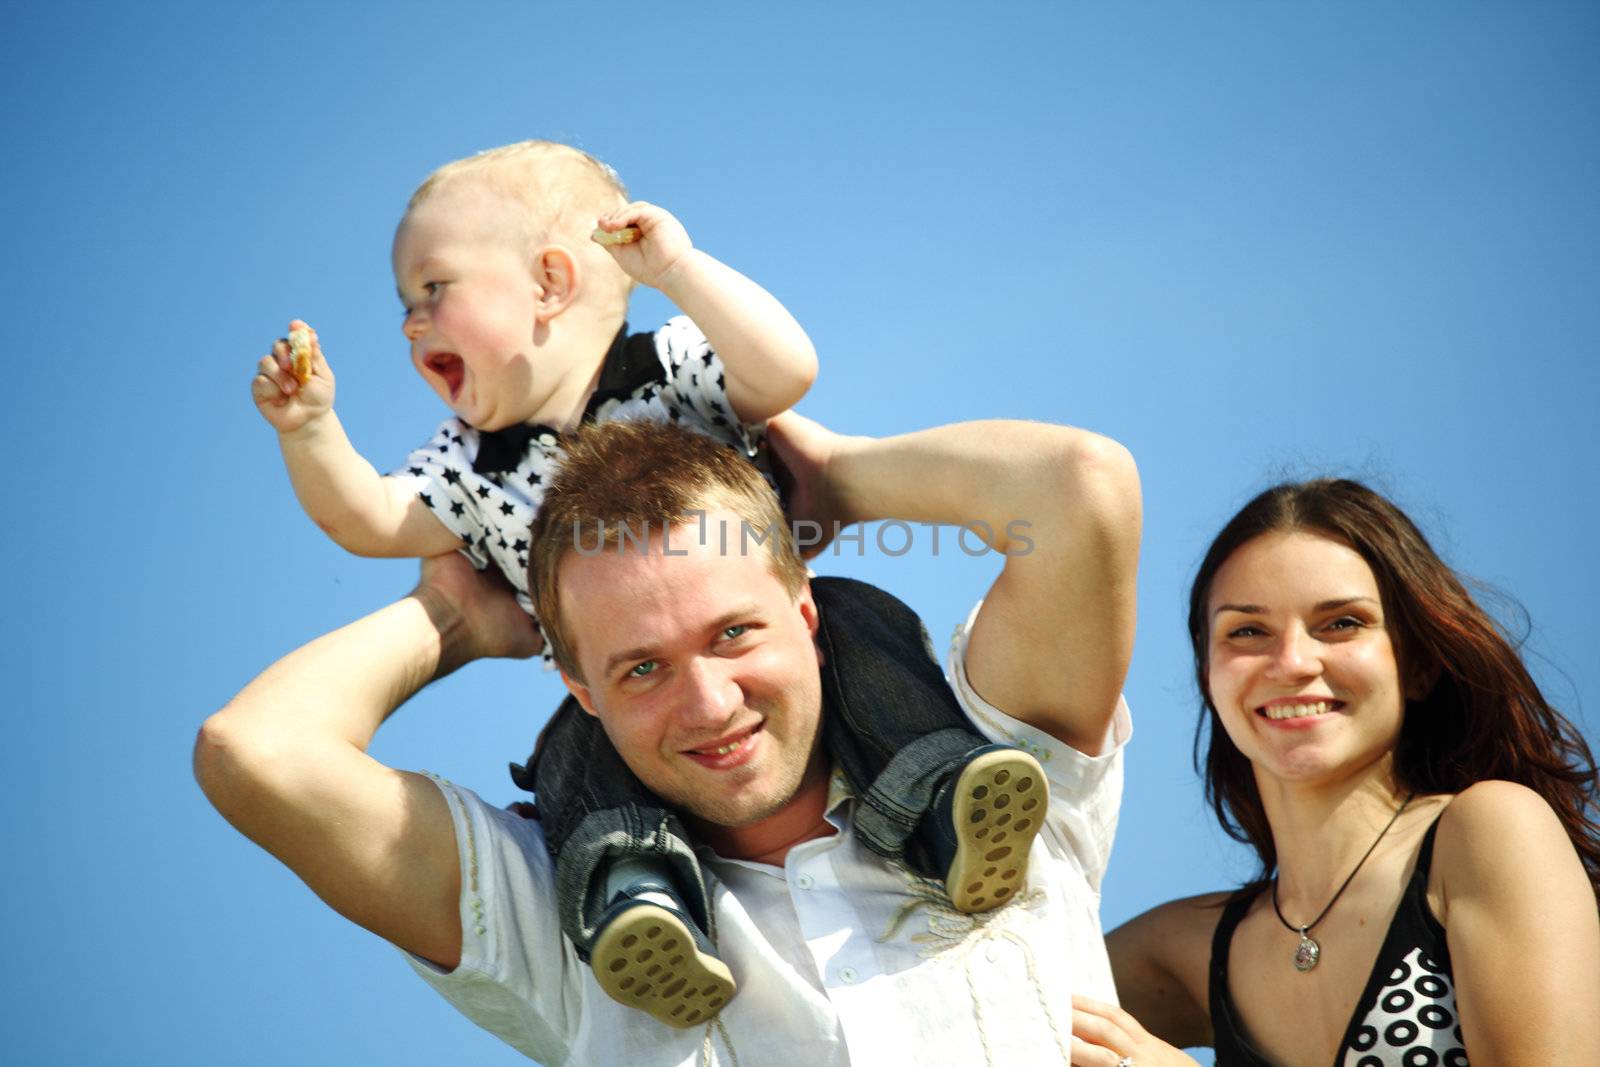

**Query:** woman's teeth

left=1263, top=701, right=1333, bottom=720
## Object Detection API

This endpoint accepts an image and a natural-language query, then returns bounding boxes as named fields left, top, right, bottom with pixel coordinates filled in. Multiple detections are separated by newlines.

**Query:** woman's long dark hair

left=1188, top=478, right=1600, bottom=894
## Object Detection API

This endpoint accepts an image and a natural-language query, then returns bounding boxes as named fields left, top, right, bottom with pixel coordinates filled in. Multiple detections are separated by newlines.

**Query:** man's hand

left=770, top=413, right=1139, bottom=751
left=592, top=201, right=693, bottom=290
left=412, top=553, right=545, bottom=673
left=765, top=411, right=867, bottom=559
left=253, top=319, right=335, bottom=434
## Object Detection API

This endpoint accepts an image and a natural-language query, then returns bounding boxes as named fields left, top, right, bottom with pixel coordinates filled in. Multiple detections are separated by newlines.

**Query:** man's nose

left=677, top=657, right=741, bottom=726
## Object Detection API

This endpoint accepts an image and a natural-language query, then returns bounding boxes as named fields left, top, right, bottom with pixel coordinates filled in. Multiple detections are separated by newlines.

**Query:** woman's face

left=1205, top=530, right=1419, bottom=790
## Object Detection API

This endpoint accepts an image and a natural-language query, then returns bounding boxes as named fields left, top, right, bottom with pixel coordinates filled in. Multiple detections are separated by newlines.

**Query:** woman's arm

left=1106, top=893, right=1224, bottom=1049
left=1437, top=780, right=1600, bottom=1066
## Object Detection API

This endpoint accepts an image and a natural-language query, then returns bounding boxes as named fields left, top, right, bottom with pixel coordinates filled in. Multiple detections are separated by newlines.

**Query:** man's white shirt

left=405, top=601, right=1131, bottom=1066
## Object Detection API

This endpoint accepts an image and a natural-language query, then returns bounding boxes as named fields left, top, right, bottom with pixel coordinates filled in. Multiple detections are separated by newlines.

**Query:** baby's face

left=392, top=182, right=575, bottom=431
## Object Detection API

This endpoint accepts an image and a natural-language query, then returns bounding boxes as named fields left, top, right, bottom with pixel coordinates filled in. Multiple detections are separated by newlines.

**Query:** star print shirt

left=387, top=317, right=760, bottom=663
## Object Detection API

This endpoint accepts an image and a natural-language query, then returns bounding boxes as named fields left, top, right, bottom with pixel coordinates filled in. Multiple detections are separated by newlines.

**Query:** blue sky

left=6, top=2, right=1596, bottom=1063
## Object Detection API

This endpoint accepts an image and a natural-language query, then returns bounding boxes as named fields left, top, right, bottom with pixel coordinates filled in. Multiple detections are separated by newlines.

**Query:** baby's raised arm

left=253, top=321, right=461, bottom=559
left=592, top=203, right=817, bottom=423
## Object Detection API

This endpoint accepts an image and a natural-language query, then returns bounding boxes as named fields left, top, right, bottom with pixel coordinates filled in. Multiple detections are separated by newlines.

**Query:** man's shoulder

left=417, top=774, right=553, bottom=872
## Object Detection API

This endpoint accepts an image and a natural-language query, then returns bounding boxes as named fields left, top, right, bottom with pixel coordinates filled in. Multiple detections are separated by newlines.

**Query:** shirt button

left=838, top=967, right=858, bottom=984
left=795, top=873, right=815, bottom=890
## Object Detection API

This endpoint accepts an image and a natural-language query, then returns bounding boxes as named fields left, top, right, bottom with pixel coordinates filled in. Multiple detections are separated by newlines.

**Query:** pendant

left=1293, top=930, right=1321, bottom=972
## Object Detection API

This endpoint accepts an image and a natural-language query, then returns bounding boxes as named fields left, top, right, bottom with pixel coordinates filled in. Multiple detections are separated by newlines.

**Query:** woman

left=1074, top=479, right=1600, bottom=1066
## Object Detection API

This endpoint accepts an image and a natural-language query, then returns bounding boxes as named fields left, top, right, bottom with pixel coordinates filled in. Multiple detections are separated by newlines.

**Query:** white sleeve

left=401, top=775, right=586, bottom=1063
left=944, top=600, right=1131, bottom=893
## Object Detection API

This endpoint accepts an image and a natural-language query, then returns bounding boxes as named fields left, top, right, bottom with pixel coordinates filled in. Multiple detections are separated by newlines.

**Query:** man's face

left=558, top=511, right=824, bottom=833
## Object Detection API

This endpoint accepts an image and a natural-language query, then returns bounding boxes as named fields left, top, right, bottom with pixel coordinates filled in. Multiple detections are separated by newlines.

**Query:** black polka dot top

left=1208, top=818, right=1470, bottom=1066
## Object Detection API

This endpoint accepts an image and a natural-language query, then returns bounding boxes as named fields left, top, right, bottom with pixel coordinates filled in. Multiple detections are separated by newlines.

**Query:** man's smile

left=682, top=723, right=764, bottom=769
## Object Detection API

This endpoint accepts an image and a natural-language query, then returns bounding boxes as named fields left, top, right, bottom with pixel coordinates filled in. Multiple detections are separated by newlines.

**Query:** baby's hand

left=591, top=202, right=693, bottom=289
left=252, top=319, right=335, bottom=434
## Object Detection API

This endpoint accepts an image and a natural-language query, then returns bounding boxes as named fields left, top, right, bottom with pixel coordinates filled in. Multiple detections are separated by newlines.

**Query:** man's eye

left=628, top=661, right=658, bottom=678
left=721, top=625, right=749, bottom=641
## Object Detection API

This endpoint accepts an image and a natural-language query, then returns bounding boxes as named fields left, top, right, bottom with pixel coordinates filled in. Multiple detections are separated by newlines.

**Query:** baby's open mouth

left=425, top=352, right=465, bottom=399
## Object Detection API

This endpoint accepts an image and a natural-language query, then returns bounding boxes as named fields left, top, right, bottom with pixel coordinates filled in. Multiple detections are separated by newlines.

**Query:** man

left=195, top=411, right=1141, bottom=1065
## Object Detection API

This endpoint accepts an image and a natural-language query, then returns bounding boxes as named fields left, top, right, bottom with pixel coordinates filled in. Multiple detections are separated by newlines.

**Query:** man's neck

left=690, top=760, right=836, bottom=866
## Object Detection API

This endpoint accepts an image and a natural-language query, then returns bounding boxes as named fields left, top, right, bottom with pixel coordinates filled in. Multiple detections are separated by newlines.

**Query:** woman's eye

left=423, top=281, right=442, bottom=297
left=1226, top=624, right=1265, bottom=639
left=1324, top=616, right=1365, bottom=633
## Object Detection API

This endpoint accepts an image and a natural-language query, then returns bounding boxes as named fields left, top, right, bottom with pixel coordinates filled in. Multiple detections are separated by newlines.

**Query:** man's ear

left=797, top=582, right=823, bottom=664
left=560, top=668, right=600, bottom=717
left=531, top=245, right=579, bottom=323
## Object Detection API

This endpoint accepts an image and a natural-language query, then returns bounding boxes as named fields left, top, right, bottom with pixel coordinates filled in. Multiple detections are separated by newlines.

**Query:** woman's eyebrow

left=1314, top=596, right=1379, bottom=612
left=1212, top=595, right=1378, bottom=618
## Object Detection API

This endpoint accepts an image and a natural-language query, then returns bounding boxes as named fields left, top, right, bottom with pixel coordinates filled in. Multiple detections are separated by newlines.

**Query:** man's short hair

left=529, top=419, right=808, bottom=678
left=407, top=140, right=634, bottom=317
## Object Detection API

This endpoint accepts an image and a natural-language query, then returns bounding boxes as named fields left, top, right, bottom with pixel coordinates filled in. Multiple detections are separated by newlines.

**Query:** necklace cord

left=1271, top=794, right=1415, bottom=936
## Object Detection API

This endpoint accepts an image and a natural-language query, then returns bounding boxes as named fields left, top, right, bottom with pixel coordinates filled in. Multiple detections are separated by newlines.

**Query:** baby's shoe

left=591, top=872, right=736, bottom=1028
left=921, top=744, right=1048, bottom=912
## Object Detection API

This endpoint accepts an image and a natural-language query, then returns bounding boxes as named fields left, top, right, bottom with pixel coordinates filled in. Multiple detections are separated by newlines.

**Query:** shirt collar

left=825, top=764, right=855, bottom=817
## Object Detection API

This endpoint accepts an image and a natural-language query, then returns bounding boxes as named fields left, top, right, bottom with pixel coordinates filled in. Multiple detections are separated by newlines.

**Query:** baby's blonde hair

left=408, top=141, right=634, bottom=317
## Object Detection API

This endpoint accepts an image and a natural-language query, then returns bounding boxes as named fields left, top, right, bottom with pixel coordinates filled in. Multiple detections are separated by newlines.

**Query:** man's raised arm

left=193, top=555, right=542, bottom=968
left=768, top=413, right=1140, bottom=755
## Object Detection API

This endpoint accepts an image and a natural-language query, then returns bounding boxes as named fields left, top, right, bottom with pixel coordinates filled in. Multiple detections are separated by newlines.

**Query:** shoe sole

left=591, top=903, right=737, bottom=1028
left=945, top=748, right=1047, bottom=913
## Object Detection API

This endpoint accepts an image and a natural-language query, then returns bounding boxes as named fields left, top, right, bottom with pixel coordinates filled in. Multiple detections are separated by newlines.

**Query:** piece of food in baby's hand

left=288, top=323, right=315, bottom=384
left=591, top=226, right=642, bottom=247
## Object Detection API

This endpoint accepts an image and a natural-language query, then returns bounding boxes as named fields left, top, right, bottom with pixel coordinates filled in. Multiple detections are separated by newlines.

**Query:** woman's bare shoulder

left=1109, top=888, right=1244, bottom=982
left=1433, top=780, right=1571, bottom=895
left=1114, top=889, right=1239, bottom=941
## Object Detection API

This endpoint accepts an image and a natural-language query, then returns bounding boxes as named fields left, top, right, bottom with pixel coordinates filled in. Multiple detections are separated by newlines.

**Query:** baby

left=253, top=140, right=1045, bottom=1028
left=254, top=142, right=812, bottom=614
